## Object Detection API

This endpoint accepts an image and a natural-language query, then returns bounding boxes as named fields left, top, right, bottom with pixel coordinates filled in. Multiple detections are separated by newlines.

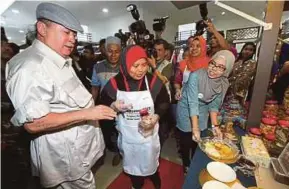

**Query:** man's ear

left=165, top=49, right=169, bottom=56
left=36, top=21, right=47, bottom=37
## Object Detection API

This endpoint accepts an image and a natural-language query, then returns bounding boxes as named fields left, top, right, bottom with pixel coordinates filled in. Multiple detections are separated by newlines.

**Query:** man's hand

left=204, top=20, right=216, bottom=34
left=147, top=56, right=157, bottom=69
left=85, top=105, right=117, bottom=120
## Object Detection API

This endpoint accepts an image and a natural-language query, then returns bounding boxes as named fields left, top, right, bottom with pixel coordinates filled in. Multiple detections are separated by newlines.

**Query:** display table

left=255, top=167, right=289, bottom=189
left=182, top=127, right=257, bottom=189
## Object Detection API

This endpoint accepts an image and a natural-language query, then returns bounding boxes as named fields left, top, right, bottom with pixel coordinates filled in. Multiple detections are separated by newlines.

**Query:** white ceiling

left=0, top=1, right=276, bottom=45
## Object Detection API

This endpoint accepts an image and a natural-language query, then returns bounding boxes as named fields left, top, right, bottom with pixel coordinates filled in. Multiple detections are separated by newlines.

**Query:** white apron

left=115, top=77, right=160, bottom=176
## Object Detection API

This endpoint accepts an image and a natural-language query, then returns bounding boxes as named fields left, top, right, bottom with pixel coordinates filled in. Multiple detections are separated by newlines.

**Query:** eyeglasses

left=209, top=60, right=226, bottom=72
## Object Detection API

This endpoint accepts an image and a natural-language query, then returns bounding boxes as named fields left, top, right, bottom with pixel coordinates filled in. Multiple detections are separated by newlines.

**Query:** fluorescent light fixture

left=221, top=12, right=226, bottom=15
left=21, top=40, right=26, bottom=43
left=7, top=36, right=11, bottom=40
left=11, top=9, right=20, bottom=14
left=19, top=30, right=24, bottom=33
left=102, top=8, right=108, bottom=13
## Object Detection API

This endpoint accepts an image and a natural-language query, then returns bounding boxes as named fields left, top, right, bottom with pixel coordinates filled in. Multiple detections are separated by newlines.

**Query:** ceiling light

left=19, top=30, right=24, bottom=33
left=221, top=12, right=226, bottom=15
left=102, top=8, right=108, bottom=13
left=12, top=9, right=20, bottom=14
left=21, top=40, right=26, bottom=43
left=7, top=36, right=11, bottom=40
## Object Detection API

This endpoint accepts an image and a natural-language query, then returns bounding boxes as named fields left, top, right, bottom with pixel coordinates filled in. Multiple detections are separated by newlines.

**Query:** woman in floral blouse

left=228, top=42, right=257, bottom=104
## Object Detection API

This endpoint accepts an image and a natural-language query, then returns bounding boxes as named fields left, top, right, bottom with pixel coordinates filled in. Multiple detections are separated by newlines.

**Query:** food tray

left=199, top=137, right=240, bottom=164
left=241, top=136, right=271, bottom=168
left=270, top=158, right=289, bottom=185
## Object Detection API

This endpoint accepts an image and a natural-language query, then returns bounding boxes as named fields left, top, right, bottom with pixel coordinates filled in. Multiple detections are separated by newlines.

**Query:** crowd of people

left=3, top=2, right=286, bottom=189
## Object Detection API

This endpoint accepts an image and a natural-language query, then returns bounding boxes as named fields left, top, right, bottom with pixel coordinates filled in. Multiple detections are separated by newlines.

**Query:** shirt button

left=82, top=162, right=90, bottom=167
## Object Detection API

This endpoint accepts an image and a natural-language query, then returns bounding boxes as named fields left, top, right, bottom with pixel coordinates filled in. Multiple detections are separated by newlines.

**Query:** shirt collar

left=33, top=39, right=72, bottom=69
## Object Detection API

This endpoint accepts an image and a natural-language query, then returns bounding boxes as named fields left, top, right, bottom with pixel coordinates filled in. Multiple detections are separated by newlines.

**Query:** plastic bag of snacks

left=138, top=108, right=158, bottom=138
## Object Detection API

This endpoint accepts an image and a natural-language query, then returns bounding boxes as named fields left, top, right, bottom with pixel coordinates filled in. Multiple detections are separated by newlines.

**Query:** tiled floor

left=95, top=134, right=182, bottom=189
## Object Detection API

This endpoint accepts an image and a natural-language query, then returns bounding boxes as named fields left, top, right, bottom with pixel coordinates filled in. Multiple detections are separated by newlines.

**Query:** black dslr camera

left=114, top=29, right=131, bottom=48
left=153, top=16, right=169, bottom=32
left=127, top=4, right=147, bottom=36
left=195, top=3, right=208, bottom=36
left=124, top=4, right=156, bottom=57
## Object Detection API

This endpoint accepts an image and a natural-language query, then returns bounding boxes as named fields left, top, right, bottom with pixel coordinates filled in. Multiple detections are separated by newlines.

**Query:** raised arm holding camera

left=206, top=20, right=231, bottom=57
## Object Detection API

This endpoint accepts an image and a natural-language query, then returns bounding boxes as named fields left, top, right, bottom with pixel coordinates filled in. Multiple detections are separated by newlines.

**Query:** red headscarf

left=179, top=36, right=209, bottom=73
left=119, top=45, right=148, bottom=91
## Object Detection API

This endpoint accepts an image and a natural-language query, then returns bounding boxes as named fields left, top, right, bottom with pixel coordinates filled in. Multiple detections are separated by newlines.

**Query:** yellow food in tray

left=204, top=142, right=235, bottom=159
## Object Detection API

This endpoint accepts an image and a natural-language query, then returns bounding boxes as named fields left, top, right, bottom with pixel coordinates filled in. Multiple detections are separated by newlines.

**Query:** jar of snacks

left=275, top=120, right=289, bottom=147
left=263, top=133, right=276, bottom=151
left=264, top=100, right=279, bottom=115
left=260, top=118, right=277, bottom=135
left=262, top=111, right=278, bottom=120
left=248, top=128, right=262, bottom=139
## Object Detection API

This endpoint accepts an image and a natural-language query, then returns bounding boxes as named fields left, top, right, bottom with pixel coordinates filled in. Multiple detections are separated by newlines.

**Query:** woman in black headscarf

left=100, top=45, right=169, bottom=189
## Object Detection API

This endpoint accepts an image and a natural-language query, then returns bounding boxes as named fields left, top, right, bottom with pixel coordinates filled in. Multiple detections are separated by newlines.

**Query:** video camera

left=195, top=3, right=208, bottom=36
left=153, top=16, right=169, bottom=33
left=114, top=4, right=157, bottom=57
left=114, top=29, right=131, bottom=48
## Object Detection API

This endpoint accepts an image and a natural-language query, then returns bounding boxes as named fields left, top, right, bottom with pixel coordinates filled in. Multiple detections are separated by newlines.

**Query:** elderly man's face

left=106, top=44, right=121, bottom=65
left=38, top=21, right=76, bottom=58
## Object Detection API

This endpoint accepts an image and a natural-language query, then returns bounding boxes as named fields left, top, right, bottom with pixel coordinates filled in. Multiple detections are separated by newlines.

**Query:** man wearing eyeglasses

left=5, top=3, right=116, bottom=189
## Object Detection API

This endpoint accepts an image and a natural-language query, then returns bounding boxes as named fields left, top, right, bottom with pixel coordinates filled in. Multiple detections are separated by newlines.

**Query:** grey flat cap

left=36, top=2, right=83, bottom=33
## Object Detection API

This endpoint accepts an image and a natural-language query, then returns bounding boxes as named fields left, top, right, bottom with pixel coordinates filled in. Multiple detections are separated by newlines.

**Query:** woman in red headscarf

left=174, top=36, right=210, bottom=100
left=100, top=45, right=169, bottom=189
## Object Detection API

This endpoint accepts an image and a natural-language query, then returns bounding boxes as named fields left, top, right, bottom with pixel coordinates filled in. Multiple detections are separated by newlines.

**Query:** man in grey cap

left=91, top=36, right=122, bottom=166
left=5, top=2, right=116, bottom=189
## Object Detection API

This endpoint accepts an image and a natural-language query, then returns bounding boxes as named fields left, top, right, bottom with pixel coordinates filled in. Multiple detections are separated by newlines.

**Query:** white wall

left=142, top=9, right=178, bottom=43
left=89, top=11, right=137, bottom=42
left=88, top=8, right=178, bottom=43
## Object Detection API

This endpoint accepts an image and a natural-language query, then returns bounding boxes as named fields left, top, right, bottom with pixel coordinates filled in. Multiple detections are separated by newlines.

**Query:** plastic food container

left=248, top=128, right=262, bottom=139
left=263, top=133, right=275, bottom=151
left=275, top=120, right=289, bottom=147
left=264, top=100, right=279, bottom=115
left=262, top=111, right=278, bottom=120
left=270, top=143, right=289, bottom=185
left=260, top=118, right=277, bottom=135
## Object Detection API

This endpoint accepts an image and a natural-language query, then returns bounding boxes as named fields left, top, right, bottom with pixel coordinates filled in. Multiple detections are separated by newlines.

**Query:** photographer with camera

left=206, top=20, right=232, bottom=57
left=146, top=39, right=173, bottom=147
left=150, top=39, right=173, bottom=81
